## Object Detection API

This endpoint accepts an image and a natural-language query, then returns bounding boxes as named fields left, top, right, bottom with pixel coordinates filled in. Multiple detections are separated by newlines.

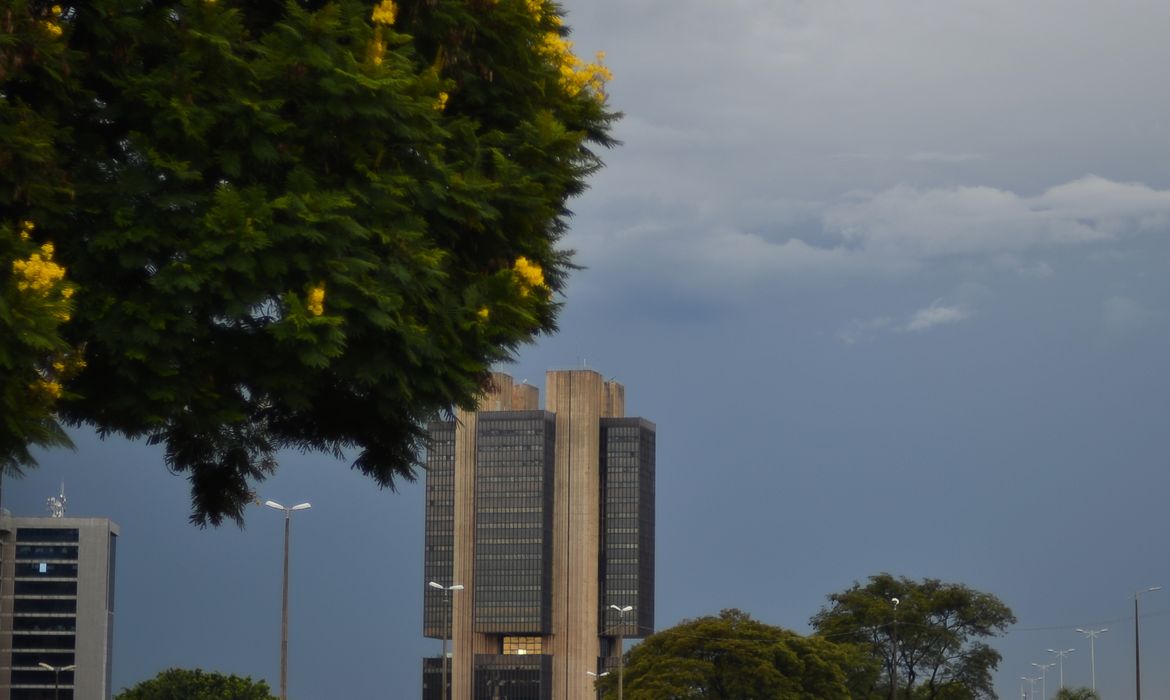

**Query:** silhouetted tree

left=810, top=573, right=1016, bottom=699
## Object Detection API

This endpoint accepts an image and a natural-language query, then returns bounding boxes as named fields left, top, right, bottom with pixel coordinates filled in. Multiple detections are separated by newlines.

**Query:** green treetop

left=1, top=0, right=617, bottom=524
left=594, top=608, right=872, bottom=699
left=810, top=573, right=1017, bottom=700
left=115, top=668, right=276, bottom=700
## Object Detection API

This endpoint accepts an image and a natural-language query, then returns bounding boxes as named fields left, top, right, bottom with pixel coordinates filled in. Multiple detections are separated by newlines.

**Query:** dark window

left=15, top=562, right=78, bottom=578
left=16, top=528, right=79, bottom=543
left=14, top=580, right=77, bottom=596
left=10, top=633, right=75, bottom=650
left=13, top=617, right=76, bottom=633
left=15, top=598, right=76, bottom=614
left=15, top=545, right=77, bottom=561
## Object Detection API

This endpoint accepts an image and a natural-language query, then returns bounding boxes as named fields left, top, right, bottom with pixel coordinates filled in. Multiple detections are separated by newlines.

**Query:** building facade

left=0, top=516, right=119, bottom=700
left=422, top=370, right=655, bottom=700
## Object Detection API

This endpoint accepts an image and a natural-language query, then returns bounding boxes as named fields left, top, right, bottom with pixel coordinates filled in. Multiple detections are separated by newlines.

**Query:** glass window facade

left=423, top=421, right=456, bottom=639
left=473, top=654, right=552, bottom=700
left=10, top=525, right=84, bottom=700
left=473, top=412, right=555, bottom=634
left=599, top=418, right=656, bottom=639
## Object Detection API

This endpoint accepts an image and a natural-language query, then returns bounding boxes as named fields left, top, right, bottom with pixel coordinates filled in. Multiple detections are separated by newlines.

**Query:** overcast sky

left=9, top=1, right=1170, bottom=697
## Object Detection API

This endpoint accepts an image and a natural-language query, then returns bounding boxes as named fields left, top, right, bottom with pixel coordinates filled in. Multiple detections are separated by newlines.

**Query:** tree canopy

left=1053, top=688, right=1099, bottom=700
left=115, top=668, right=275, bottom=700
left=1, top=0, right=616, bottom=524
left=595, top=608, right=871, bottom=700
left=810, top=573, right=1017, bottom=700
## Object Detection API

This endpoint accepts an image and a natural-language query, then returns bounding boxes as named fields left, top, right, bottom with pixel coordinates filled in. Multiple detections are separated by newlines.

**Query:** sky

left=7, top=1, right=1170, bottom=698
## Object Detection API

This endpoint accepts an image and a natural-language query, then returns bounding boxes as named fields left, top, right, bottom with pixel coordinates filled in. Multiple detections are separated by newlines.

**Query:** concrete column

left=546, top=370, right=604, bottom=700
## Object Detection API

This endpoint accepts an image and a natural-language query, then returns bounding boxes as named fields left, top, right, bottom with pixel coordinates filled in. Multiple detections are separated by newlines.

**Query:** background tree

left=594, top=608, right=873, bottom=700
left=809, top=573, right=1016, bottom=700
left=1, top=0, right=616, bottom=524
left=1053, top=688, right=1099, bottom=700
left=115, top=668, right=276, bottom=700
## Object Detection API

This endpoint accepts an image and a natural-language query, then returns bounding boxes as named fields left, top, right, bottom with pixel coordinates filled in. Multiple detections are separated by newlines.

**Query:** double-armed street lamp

left=37, top=662, right=75, bottom=700
left=265, top=500, right=311, bottom=700
left=1134, top=586, right=1161, bottom=700
left=1047, top=648, right=1074, bottom=690
left=1075, top=627, right=1107, bottom=690
left=610, top=604, right=633, bottom=700
left=1021, top=675, right=1039, bottom=700
left=1030, top=662, right=1054, bottom=700
left=587, top=670, right=610, bottom=700
left=429, top=581, right=464, bottom=700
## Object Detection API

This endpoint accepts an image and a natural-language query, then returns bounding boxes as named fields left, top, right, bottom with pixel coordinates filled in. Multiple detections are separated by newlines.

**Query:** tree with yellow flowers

left=1, top=0, right=616, bottom=524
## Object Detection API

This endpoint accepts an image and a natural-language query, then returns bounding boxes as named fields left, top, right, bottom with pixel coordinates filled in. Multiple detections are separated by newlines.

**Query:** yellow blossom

left=13, top=244, right=67, bottom=294
left=307, top=284, right=326, bottom=316
left=51, top=4, right=62, bottom=15
left=512, top=257, right=545, bottom=295
left=370, top=35, right=386, bottom=66
left=41, top=20, right=62, bottom=38
left=33, top=380, right=63, bottom=400
left=477, top=306, right=490, bottom=321
left=372, top=0, right=397, bottom=25
left=539, top=33, right=612, bottom=101
left=525, top=0, right=543, bottom=19
left=434, top=92, right=449, bottom=111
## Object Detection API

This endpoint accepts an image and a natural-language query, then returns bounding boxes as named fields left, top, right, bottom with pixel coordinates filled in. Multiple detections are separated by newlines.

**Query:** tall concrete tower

left=422, top=370, right=655, bottom=700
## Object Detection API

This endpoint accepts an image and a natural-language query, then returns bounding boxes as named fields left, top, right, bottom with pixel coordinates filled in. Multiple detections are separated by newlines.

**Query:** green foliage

left=1, top=0, right=617, bottom=524
left=115, top=668, right=276, bottom=700
left=594, top=608, right=871, bottom=700
left=1053, top=688, right=1099, bottom=700
left=810, top=573, right=1016, bottom=700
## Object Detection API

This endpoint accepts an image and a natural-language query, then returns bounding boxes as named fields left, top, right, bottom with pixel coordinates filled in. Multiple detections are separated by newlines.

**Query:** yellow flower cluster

left=33, top=379, right=64, bottom=399
left=434, top=92, right=449, bottom=112
left=372, top=0, right=397, bottom=25
left=513, top=256, right=545, bottom=295
left=477, top=306, right=491, bottom=321
left=41, top=6, right=64, bottom=38
left=19, top=219, right=34, bottom=240
left=307, top=284, right=326, bottom=316
left=538, top=29, right=612, bottom=101
left=13, top=243, right=67, bottom=295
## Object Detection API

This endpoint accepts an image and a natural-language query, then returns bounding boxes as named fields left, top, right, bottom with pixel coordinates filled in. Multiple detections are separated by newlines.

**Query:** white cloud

left=839, top=301, right=971, bottom=344
left=905, top=303, right=970, bottom=332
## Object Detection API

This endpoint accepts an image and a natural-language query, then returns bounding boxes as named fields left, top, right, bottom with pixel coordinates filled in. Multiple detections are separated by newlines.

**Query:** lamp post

left=1075, top=627, right=1107, bottom=690
left=587, top=670, right=610, bottom=700
left=429, top=581, right=464, bottom=700
left=37, top=662, right=75, bottom=700
left=1134, top=586, right=1161, bottom=700
left=1046, top=648, right=1074, bottom=690
left=1031, top=662, right=1053, bottom=700
left=610, top=604, right=633, bottom=700
left=1021, top=676, right=1039, bottom=700
left=265, top=500, right=311, bottom=700
left=890, top=597, right=900, bottom=700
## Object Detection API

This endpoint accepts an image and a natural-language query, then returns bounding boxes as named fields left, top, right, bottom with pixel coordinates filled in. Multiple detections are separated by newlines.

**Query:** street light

left=1134, top=586, right=1161, bottom=700
left=429, top=581, right=464, bottom=700
left=1047, top=648, right=1074, bottom=690
left=890, top=597, right=900, bottom=700
left=265, top=500, right=311, bottom=700
left=587, top=671, right=610, bottom=700
left=1030, top=662, right=1054, bottom=700
left=37, top=662, right=75, bottom=700
left=1075, top=627, right=1108, bottom=690
left=610, top=604, right=633, bottom=700
left=1021, top=676, right=1039, bottom=700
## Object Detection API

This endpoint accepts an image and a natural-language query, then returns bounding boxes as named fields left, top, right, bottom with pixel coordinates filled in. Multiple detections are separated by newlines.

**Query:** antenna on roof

left=47, top=481, right=66, bottom=518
